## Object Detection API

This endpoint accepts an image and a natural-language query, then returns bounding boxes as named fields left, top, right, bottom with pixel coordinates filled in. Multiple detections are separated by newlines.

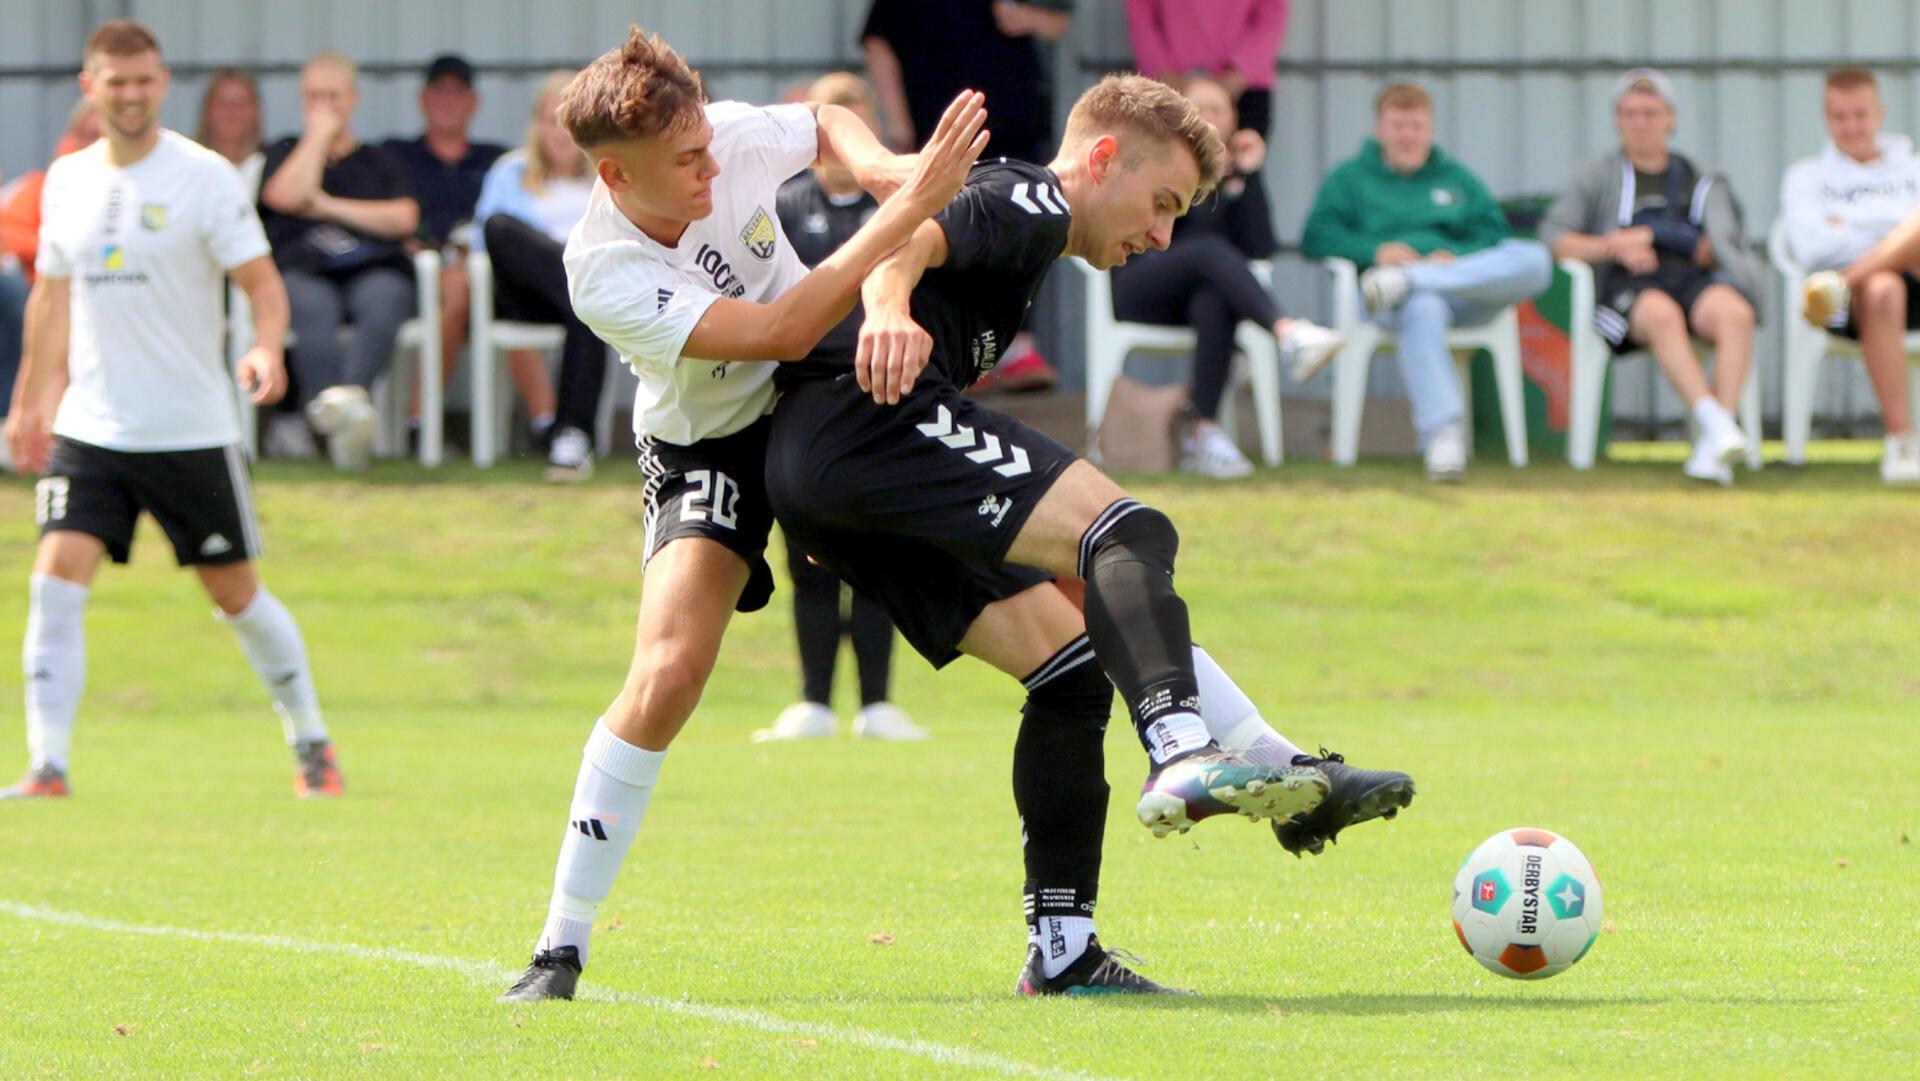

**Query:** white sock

left=1192, top=645, right=1308, bottom=766
left=1031, top=915, right=1097, bottom=979
left=1142, top=711, right=1211, bottom=764
left=23, top=574, right=88, bottom=773
left=217, top=587, right=327, bottom=746
left=1691, top=398, right=1737, bottom=440
left=537, top=719, right=665, bottom=965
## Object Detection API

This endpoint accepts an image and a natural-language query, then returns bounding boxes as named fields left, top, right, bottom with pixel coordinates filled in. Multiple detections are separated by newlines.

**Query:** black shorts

left=1596, top=263, right=1716, bottom=355
left=1835, top=271, right=1920, bottom=339
left=638, top=415, right=777, bottom=613
left=36, top=436, right=262, bottom=566
left=765, top=374, right=1070, bottom=667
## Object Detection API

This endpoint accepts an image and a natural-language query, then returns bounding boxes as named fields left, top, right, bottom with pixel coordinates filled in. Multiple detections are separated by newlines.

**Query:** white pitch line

left=0, top=901, right=1125, bottom=1081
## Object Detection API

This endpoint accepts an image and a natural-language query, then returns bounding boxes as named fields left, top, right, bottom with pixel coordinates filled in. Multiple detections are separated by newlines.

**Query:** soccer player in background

left=500, top=27, right=989, bottom=1001
left=766, top=74, right=1417, bottom=994
left=3, top=21, right=343, bottom=799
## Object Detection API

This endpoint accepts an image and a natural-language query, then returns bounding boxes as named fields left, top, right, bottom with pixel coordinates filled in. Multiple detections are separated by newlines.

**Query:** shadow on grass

left=1108, top=456, right=1889, bottom=498
left=796, top=991, right=1843, bottom=1014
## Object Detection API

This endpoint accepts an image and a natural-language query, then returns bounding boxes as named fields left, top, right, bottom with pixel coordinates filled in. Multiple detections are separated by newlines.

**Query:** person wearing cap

left=1300, top=81, right=1553, bottom=483
left=1542, top=68, right=1767, bottom=486
left=385, top=54, right=507, bottom=442
left=259, top=50, right=421, bottom=470
left=1787, top=67, right=1920, bottom=485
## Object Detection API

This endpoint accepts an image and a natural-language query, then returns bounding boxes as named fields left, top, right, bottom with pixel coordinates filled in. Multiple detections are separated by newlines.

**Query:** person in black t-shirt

left=753, top=73, right=922, bottom=744
left=1111, top=75, right=1341, bottom=478
left=862, top=0, right=1074, bottom=391
left=384, top=54, right=507, bottom=415
left=259, top=51, right=421, bottom=470
left=768, top=75, right=1416, bottom=996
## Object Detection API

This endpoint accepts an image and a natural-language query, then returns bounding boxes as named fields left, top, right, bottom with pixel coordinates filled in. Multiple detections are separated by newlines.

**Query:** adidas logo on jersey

left=199, top=533, right=233, bottom=557
left=916, top=404, right=1031, bottom=477
left=1009, top=181, right=1067, bottom=215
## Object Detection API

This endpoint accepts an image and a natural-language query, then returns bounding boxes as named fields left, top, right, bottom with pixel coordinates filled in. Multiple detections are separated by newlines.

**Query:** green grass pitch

left=1, top=456, right=1915, bottom=1079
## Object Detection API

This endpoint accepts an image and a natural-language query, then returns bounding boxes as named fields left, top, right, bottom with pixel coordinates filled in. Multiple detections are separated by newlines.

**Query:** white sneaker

left=265, top=414, right=319, bottom=460
left=1802, top=270, right=1850, bottom=328
left=545, top=426, right=594, bottom=483
left=1683, top=435, right=1734, bottom=485
left=1882, top=432, right=1920, bottom=485
left=1423, top=421, right=1466, bottom=482
left=1360, top=266, right=1410, bottom=314
left=1280, top=320, right=1344, bottom=382
left=751, top=701, right=837, bottom=742
left=853, top=702, right=930, bottom=741
left=307, top=385, right=377, bottom=471
left=1180, top=424, right=1254, bottom=479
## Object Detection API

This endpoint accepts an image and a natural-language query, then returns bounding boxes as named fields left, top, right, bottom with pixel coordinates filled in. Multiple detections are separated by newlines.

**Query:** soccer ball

left=1451, top=828, right=1603, bottom=980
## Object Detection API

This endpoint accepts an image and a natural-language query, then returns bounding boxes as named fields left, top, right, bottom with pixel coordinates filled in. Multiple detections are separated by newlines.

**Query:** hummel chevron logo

left=1009, top=181, right=1066, bottom=215
left=571, top=818, right=609, bottom=840
left=915, top=405, right=1031, bottom=476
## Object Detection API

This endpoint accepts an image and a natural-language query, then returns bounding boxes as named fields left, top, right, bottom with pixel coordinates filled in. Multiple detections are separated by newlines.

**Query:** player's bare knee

left=1629, top=290, right=1683, bottom=338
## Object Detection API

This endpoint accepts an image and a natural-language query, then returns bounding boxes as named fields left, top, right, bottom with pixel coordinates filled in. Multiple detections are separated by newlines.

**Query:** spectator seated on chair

left=195, top=68, right=265, bottom=194
left=1541, top=68, right=1766, bottom=487
left=473, top=69, right=600, bottom=481
left=1110, top=74, right=1338, bottom=479
left=1300, top=81, right=1551, bottom=483
left=259, top=50, right=421, bottom=471
left=1783, top=66, right=1920, bottom=484
left=385, top=54, right=507, bottom=441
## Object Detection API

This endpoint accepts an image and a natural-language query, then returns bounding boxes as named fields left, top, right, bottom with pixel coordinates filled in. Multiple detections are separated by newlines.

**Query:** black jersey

left=776, top=173, right=878, bottom=358
left=777, top=158, right=1071, bottom=391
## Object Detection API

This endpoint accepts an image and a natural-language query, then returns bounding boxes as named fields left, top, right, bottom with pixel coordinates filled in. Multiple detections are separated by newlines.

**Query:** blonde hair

left=558, top=25, right=705, bottom=148
left=808, top=71, right=875, bottom=112
left=1063, top=74, right=1226, bottom=198
left=302, top=51, right=358, bottom=86
left=522, top=71, right=588, bottom=195
left=1375, top=83, right=1432, bottom=115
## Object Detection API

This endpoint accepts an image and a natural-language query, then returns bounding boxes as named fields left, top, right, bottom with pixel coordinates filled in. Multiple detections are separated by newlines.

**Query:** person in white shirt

left=3, top=21, right=343, bottom=801
left=498, top=26, right=987, bottom=1002
left=1787, top=67, right=1920, bottom=484
left=471, top=70, right=602, bottom=481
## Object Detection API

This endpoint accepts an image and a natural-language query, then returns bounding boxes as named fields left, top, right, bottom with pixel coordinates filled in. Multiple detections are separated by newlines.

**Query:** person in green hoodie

left=1301, top=82, right=1550, bottom=481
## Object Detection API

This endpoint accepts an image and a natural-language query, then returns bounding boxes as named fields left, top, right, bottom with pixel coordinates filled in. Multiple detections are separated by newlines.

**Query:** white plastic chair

left=1323, top=258, right=1528, bottom=467
left=1768, top=220, right=1920, bottom=465
left=1561, top=258, right=1761, bottom=470
left=467, top=250, right=622, bottom=468
left=227, top=248, right=444, bottom=465
left=1072, top=256, right=1282, bottom=466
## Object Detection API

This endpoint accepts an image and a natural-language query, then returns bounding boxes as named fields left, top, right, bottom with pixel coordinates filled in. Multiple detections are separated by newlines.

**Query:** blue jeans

left=1366, top=239, right=1552, bottom=442
left=0, top=267, right=27, bottom=417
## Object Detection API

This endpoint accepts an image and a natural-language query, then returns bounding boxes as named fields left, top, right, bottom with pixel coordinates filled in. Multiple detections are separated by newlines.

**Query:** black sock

left=849, top=590, right=894, bottom=707
left=1078, top=500, right=1206, bottom=759
left=785, top=537, right=843, bottom=706
left=1014, top=635, right=1112, bottom=947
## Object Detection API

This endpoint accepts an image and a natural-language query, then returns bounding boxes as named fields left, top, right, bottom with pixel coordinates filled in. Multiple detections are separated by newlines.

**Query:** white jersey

left=565, top=101, right=818, bottom=446
left=37, top=130, right=269, bottom=451
left=1781, top=134, right=1920, bottom=271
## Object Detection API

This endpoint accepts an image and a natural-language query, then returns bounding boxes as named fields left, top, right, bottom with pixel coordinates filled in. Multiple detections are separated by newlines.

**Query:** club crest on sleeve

left=739, top=206, right=776, bottom=260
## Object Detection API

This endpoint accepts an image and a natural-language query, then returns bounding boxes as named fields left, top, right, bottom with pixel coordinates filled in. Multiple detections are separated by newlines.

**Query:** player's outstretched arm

left=813, top=103, right=911, bottom=202
left=4, top=275, right=72, bottom=473
left=229, top=255, right=291, bottom=405
left=855, top=218, right=949, bottom=404
left=677, top=90, right=988, bottom=364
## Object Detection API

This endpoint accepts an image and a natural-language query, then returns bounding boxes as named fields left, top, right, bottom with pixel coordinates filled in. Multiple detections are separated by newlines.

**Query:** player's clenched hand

left=898, top=90, right=990, bottom=216
left=4, top=407, right=53, bottom=475
left=856, top=306, right=933, bottom=405
left=235, top=345, right=289, bottom=406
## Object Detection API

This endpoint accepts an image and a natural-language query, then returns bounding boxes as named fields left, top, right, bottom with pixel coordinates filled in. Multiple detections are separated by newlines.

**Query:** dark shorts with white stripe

left=637, top=415, right=778, bottom=613
left=765, top=373, right=1070, bottom=668
left=36, top=435, right=262, bottom=566
left=1596, top=262, right=1716, bottom=355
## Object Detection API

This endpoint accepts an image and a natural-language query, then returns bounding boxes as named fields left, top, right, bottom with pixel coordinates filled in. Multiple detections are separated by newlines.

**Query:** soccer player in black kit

left=768, top=75, right=1416, bottom=995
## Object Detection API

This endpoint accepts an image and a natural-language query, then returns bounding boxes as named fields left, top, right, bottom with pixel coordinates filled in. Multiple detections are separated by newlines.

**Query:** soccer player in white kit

left=3, top=21, right=343, bottom=800
left=500, top=28, right=987, bottom=1000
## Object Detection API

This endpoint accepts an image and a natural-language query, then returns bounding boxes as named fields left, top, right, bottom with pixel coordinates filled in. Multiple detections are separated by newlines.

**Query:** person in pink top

left=1127, top=0, right=1289, bottom=137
